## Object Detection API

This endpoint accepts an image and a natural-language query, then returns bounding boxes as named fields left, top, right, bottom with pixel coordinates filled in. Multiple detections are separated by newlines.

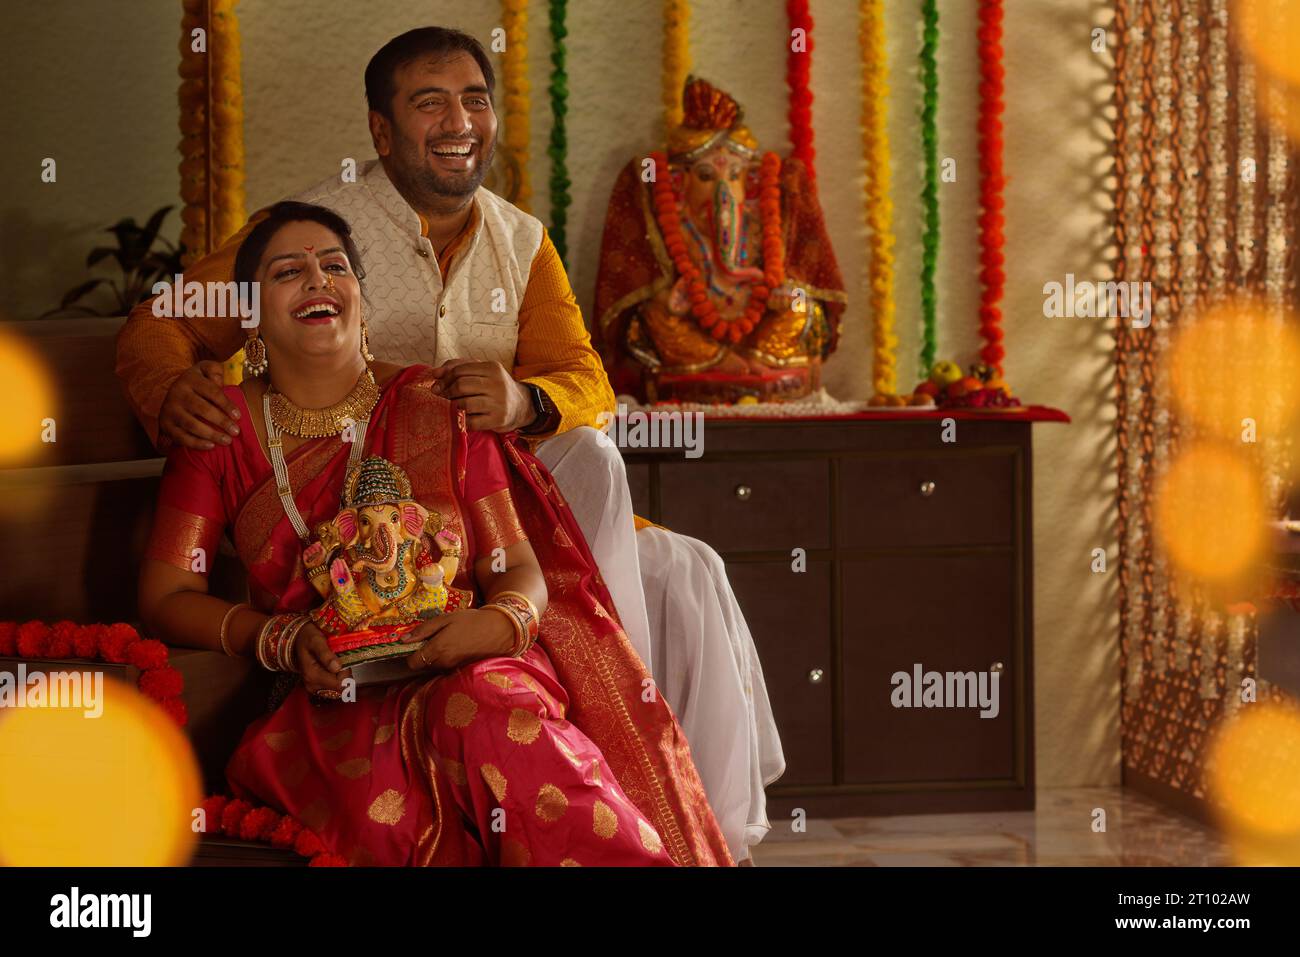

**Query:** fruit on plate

left=913, top=380, right=939, bottom=398
left=887, top=393, right=909, bottom=407
left=929, top=360, right=963, bottom=387
left=908, top=391, right=935, bottom=406
left=868, top=393, right=890, bottom=406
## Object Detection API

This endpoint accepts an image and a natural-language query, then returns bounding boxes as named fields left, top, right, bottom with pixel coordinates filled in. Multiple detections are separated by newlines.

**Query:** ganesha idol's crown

left=344, top=456, right=413, bottom=508
left=669, top=76, right=759, bottom=162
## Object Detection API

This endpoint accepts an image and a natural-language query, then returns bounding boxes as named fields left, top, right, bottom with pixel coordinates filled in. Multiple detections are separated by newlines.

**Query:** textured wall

left=0, top=0, right=1119, bottom=788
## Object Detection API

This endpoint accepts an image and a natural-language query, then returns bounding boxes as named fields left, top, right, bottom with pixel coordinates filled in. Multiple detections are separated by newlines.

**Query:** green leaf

left=60, top=277, right=105, bottom=307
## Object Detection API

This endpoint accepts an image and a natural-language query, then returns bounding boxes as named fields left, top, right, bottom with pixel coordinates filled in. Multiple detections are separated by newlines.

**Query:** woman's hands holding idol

left=429, top=358, right=534, bottom=432
left=402, top=609, right=515, bottom=672
left=160, top=360, right=242, bottom=450
left=294, top=621, right=352, bottom=697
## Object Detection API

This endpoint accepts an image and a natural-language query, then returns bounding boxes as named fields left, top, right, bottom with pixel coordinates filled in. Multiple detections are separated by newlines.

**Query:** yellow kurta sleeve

left=513, top=228, right=616, bottom=438
left=114, top=211, right=268, bottom=448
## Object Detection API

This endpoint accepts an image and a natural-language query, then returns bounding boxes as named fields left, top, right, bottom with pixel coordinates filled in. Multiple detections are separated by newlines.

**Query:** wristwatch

left=520, top=383, right=557, bottom=435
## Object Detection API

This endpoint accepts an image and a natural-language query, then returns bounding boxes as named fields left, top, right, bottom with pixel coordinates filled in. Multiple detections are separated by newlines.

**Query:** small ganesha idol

left=301, top=455, right=465, bottom=680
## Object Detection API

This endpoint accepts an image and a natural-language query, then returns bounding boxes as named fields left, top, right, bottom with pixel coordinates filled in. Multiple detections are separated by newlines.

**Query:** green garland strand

left=918, top=0, right=940, bottom=375
left=547, top=0, right=571, bottom=266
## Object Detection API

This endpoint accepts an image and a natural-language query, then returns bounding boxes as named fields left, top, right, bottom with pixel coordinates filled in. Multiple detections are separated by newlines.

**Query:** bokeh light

left=0, top=329, right=56, bottom=467
left=1155, top=443, right=1266, bottom=585
left=1169, top=300, right=1300, bottom=442
left=1233, top=0, right=1300, bottom=145
left=0, top=678, right=201, bottom=866
left=1206, top=700, right=1300, bottom=865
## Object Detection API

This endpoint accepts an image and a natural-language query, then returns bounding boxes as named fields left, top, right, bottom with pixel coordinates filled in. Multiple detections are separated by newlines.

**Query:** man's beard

left=389, top=130, right=496, bottom=210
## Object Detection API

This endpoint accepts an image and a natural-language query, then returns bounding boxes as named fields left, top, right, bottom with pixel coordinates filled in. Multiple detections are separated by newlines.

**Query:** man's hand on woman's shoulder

left=159, top=360, right=243, bottom=450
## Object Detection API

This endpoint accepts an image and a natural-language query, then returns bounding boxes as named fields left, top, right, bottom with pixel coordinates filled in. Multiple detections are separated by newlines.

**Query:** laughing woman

left=137, top=201, right=730, bottom=866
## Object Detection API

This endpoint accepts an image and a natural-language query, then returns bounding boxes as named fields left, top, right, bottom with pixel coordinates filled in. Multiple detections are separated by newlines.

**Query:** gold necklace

left=268, top=368, right=380, bottom=438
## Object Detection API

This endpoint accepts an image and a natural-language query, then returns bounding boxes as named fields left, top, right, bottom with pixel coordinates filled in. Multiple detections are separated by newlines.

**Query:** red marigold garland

left=975, top=0, right=1007, bottom=375
left=650, top=150, right=785, bottom=344
left=786, top=0, right=815, bottom=182
left=2, top=619, right=343, bottom=866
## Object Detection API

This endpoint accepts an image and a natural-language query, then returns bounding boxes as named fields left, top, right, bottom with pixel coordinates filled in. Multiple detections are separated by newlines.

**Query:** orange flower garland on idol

left=650, top=150, right=785, bottom=344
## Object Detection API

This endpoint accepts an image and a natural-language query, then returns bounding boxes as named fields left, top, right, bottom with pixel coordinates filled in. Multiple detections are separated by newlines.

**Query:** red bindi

left=304, top=244, right=314, bottom=253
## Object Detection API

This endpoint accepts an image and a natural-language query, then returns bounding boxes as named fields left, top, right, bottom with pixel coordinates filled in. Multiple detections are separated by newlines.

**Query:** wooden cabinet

left=621, top=415, right=1037, bottom=816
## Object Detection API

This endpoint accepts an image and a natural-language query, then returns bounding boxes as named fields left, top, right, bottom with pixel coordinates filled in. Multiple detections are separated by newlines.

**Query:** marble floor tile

left=748, top=786, right=1235, bottom=868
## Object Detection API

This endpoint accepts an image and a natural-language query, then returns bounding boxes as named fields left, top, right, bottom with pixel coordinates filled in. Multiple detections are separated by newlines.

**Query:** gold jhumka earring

left=359, top=315, right=376, bottom=362
left=243, top=334, right=268, bottom=377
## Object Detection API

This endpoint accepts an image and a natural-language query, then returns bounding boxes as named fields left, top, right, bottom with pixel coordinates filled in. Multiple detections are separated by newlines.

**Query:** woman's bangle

left=278, top=616, right=312, bottom=672
left=491, top=591, right=540, bottom=645
left=255, top=614, right=311, bottom=673
left=218, top=602, right=249, bottom=657
left=481, top=603, right=526, bottom=657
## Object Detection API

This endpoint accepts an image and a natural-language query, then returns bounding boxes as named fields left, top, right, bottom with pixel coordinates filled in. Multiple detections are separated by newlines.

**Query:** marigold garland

left=663, top=0, right=691, bottom=132
left=547, top=0, right=571, bottom=264
left=178, top=0, right=246, bottom=265
left=502, top=0, right=532, bottom=213
left=650, top=151, right=784, bottom=344
left=975, top=0, right=1007, bottom=375
left=786, top=0, right=815, bottom=183
left=859, top=0, right=899, bottom=397
left=918, top=0, right=941, bottom=375
left=0, top=619, right=343, bottom=866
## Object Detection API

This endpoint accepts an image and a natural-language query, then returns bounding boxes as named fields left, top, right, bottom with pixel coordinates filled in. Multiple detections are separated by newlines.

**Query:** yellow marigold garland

left=663, top=0, right=691, bottom=132
left=859, top=0, right=898, bottom=397
left=502, top=0, right=531, bottom=213
left=178, top=0, right=246, bottom=266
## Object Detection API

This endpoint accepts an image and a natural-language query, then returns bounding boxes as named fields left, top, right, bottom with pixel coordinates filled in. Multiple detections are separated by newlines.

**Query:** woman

left=138, top=201, right=730, bottom=866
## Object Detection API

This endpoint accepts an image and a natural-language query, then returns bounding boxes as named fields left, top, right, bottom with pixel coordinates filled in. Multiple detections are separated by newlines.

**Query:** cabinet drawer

left=839, top=451, right=1016, bottom=548
left=841, top=554, right=1017, bottom=784
left=659, top=458, right=829, bottom=552
left=726, top=560, right=834, bottom=787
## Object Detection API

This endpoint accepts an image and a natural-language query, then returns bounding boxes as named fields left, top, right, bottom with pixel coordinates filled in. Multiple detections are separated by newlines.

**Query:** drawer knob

left=734, top=484, right=753, bottom=501
left=807, top=668, right=825, bottom=685
left=990, top=661, right=1005, bottom=674
left=919, top=480, right=936, bottom=497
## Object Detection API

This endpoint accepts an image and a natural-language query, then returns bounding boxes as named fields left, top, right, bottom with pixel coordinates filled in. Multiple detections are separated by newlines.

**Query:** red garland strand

left=650, top=151, right=785, bottom=344
left=1, top=619, right=344, bottom=866
left=786, top=0, right=815, bottom=182
left=975, top=0, right=1007, bottom=376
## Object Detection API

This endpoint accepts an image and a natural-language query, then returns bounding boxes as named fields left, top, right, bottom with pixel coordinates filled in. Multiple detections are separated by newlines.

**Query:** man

left=115, top=27, right=783, bottom=861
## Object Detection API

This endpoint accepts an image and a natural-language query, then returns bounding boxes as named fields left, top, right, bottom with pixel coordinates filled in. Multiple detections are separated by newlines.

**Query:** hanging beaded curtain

left=1114, top=0, right=1299, bottom=800
left=178, top=0, right=246, bottom=266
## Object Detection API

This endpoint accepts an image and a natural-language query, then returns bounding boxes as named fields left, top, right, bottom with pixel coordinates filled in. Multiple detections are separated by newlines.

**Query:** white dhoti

left=533, top=427, right=785, bottom=861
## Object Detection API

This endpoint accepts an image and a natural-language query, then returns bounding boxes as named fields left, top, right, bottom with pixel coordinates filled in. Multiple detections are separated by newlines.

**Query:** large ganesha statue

left=595, top=78, right=846, bottom=404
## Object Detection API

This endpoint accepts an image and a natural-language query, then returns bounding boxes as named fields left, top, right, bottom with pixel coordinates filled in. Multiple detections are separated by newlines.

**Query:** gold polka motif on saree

left=373, top=723, right=396, bottom=744
left=335, top=757, right=373, bottom=780
left=263, top=730, right=298, bottom=753
left=507, top=708, right=542, bottom=745
left=367, top=788, right=407, bottom=826
left=444, top=692, right=478, bottom=728
left=300, top=798, right=332, bottom=831
left=638, top=819, right=663, bottom=853
left=552, top=525, right=573, bottom=548
left=483, top=672, right=512, bottom=690
left=560, top=858, right=581, bottom=866
left=321, top=729, right=354, bottom=751
left=535, top=783, right=568, bottom=822
left=480, top=763, right=508, bottom=803
left=501, top=837, right=531, bottom=867
left=443, top=758, right=468, bottom=786
left=593, top=800, right=618, bottom=839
